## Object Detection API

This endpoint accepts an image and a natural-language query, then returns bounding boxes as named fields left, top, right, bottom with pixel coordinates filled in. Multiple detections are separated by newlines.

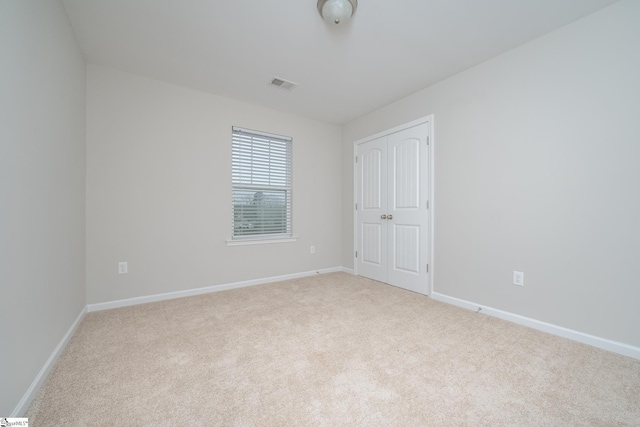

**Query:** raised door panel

left=393, top=224, right=420, bottom=274
left=361, top=149, right=382, bottom=210
left=393, top=138, right=420, bottom=210
left=361, top=223, right=382, bottom=265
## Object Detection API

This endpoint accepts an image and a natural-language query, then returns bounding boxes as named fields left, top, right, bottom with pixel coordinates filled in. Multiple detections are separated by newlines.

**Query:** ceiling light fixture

left=317, top=0, right=358, bottom=25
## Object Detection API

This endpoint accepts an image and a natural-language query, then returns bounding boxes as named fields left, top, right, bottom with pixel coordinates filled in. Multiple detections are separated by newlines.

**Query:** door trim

left=353, top=115, right=435, bottom=296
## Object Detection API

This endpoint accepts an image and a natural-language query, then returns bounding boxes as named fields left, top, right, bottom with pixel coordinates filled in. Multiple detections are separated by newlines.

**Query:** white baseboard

left=12, top=306, right=87, bottom=417
left=87, top=267, right=347, bottom=312
left=432, top=292, right=640, bottom=361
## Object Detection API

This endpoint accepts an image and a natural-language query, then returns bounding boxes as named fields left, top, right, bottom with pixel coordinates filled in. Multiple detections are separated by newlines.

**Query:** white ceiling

left=62, top=0, right=618, bottom=125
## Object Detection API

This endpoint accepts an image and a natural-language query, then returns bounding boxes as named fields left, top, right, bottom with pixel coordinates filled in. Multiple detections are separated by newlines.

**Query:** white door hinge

left=355, top=203, right=358, bottom=210
left=355, top=156, right=358, bottom=163
left=355, top=251, right=358, bottom=258
left=426, top=200, right=429, bottom=209
left=426, top=264, right=429, bottom=273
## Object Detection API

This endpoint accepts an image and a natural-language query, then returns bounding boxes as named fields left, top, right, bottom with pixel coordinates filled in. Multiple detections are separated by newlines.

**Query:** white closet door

left=356, top=122, right=430, bottom=295
left=386, top=123, right=429, bottom=294
left=356, top=136, right=388, bottom=283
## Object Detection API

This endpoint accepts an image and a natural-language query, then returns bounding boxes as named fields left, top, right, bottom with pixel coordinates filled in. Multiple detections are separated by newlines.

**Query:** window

left=231, top=127, right=292, bottom=241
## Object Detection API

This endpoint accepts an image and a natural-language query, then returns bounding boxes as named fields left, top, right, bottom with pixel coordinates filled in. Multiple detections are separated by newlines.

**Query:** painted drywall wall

left=342, top=0, right=640, bottom=348
left=86, top=65, right=342, bottom=304
left=0, top=0, right=86, bottom=415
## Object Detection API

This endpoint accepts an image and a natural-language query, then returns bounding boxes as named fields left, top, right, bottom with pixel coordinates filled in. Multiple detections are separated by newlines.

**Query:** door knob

left=387, top=215, right=393, bottom=220
left=381, top=214, right=387, bottom=219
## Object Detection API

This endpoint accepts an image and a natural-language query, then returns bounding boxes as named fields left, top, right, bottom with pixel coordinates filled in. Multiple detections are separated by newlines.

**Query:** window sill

left=226, top=236, right=299, bottom=246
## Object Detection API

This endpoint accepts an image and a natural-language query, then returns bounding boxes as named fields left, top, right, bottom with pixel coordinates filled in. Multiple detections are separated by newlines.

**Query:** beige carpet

left=27, top=272, right=640, bottom=426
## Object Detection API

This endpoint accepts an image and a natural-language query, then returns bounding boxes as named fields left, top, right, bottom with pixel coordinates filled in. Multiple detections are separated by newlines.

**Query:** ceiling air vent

left=269, top=77, right=297, bottom=91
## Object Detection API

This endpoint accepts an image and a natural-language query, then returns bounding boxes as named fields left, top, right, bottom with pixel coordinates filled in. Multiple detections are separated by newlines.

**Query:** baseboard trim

left=12, top=306, right=87, bottom=417
left=340, top=267, right=355, bottom=275
left=431, top=292, right=640, bottom=360
left=87, top=267, right=347, bottom=312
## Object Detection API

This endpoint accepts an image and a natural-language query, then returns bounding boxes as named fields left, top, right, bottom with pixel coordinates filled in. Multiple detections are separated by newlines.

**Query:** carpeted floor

left=26, top=272, right=640, bottom=425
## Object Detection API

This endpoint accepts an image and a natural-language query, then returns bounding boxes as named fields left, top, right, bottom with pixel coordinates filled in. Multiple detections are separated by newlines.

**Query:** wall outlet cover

left=118, top=262, right=128, bottom=274
left=513, top=271, right=524, bottom=286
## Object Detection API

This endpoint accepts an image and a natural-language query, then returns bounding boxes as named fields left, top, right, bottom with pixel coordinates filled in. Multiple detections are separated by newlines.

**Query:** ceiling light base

left=317, top=0, right=358, bottom=25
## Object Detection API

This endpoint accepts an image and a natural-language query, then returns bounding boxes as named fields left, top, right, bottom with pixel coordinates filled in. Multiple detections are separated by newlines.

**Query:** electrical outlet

left=513, top=271, right=524, bottom=286
left=310, top=245, right=316, bottom=254
left=118, top=262, right=128, bottom=274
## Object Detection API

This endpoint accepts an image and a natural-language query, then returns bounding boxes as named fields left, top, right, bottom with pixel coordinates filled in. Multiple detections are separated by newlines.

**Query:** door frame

left=353, top=115, right=435, bottom=296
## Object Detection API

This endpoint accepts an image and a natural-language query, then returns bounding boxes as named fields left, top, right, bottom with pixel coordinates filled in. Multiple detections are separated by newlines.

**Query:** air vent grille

left=269, top=77, right=297, bottom=90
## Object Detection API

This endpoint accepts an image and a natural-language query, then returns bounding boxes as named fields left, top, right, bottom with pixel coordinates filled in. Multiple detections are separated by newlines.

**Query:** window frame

left=227, top=126, right=296, bottom=245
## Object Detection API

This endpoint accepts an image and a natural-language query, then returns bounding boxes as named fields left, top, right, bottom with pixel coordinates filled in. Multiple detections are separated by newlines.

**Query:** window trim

left=229, top=126, right=294, bottom=244
left=225, top=236, right=298, bottom=246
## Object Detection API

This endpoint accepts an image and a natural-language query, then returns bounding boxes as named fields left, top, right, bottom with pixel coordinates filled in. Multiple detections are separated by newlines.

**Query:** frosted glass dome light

left=318, top=0, right=358, bottom=25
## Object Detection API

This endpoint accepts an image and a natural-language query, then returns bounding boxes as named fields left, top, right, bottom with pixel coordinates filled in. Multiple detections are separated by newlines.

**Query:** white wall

left=86, top=65, right=342, bottom=304
left=342, top=0, right=640, bottom=348
left=0, top=0, right=86, bottom=415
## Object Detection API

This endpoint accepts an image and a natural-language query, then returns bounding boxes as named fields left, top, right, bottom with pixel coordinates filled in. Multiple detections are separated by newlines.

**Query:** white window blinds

left=232, top=127, right=292, bottom=239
